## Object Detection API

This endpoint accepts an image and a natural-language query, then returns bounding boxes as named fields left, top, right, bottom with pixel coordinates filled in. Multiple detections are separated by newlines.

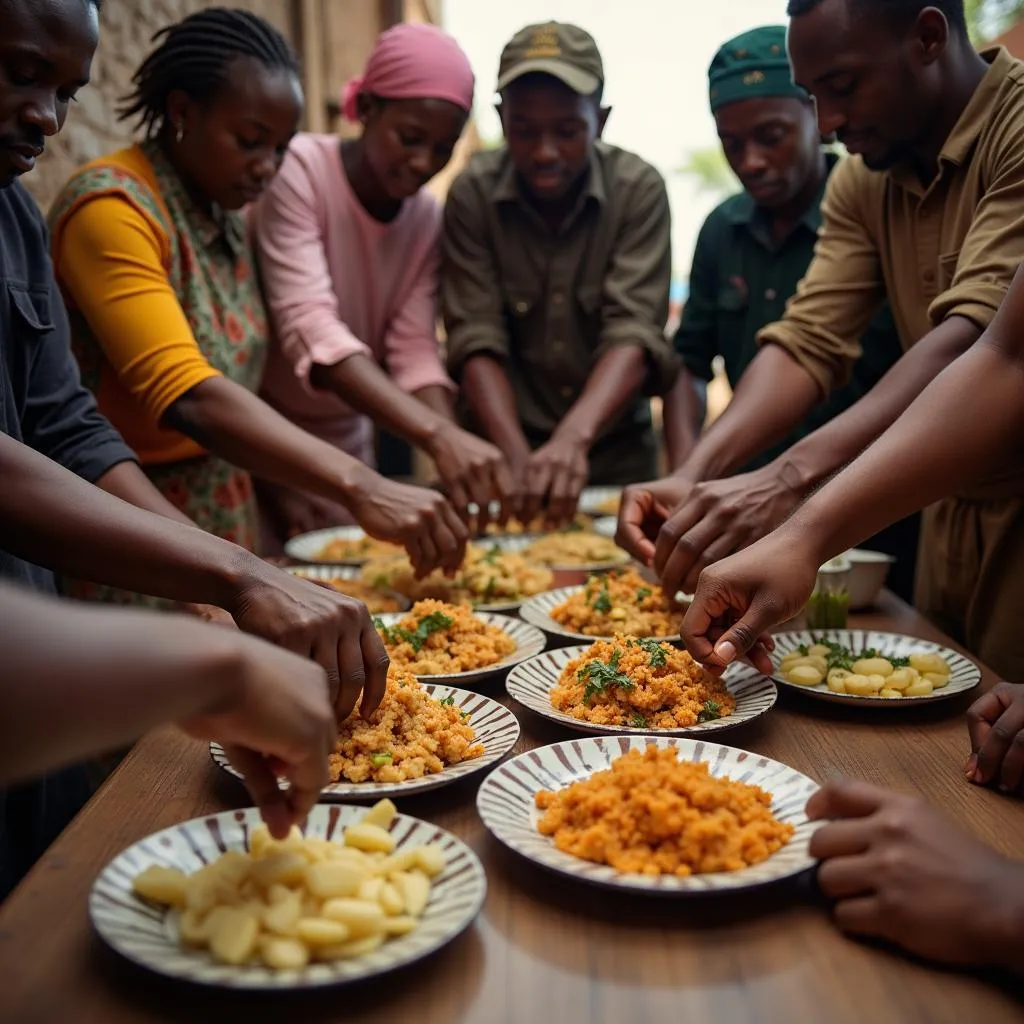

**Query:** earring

left=174, top=122, right=184, bottom=144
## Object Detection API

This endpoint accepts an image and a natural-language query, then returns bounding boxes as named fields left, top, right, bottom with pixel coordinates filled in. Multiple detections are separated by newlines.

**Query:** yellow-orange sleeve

left=54, top=194, right=222, bottom=423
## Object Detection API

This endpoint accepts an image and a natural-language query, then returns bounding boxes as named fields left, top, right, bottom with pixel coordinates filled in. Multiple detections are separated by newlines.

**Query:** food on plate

left=594, top=495, right=620, bottom=516
left=373, top=599, right=515, bottom=675
left=298, top=575, right=403, bottom=613
left=329, top=669, right=484, bottom=783
left=131, top=800, right=445, bottom=970
left=478, top=512, right=592, bottom=536
left=315, top=534, right=402, bottom=563
left=361, top=544, right=552, bottom=607
left=524, top=531, right=629, bottom=568
left=778, top=640, right=953, bottom=697
left=550, top=636, right=734, bottom=729
left=550, top=568, right=682, bottom=637
left=535, top=745, right=793, bottom=876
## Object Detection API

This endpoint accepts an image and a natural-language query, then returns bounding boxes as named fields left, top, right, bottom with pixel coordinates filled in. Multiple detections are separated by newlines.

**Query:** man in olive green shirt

left=442, top=22, right=676, bottom=525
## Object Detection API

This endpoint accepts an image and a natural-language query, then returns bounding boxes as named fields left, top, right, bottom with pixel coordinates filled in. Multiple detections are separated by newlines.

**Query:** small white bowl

left=846, top=548, right=895, bottom=609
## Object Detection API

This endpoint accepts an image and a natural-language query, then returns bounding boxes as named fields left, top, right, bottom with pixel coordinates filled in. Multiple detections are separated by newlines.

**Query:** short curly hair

left=786, top=0, right=968, bottom=37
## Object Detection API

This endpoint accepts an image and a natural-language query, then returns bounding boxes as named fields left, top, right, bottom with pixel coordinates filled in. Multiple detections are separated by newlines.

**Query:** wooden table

left=1, top=593, right=1023, bottom=1023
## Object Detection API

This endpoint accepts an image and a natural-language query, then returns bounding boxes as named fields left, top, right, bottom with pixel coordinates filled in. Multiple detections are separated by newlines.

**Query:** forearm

left=165, top=376, right=374, bottom=506
left=679, top=345, right=821, bottom=481
left=663, top=368, right=707, bottom=470
left=95, top=461, right=196, bottom=527
left=0, top=584, right=248, bottom=784
left=555, top=346, right=647, bottom=447
left=776, top=316, right=981, bottom=494
left=310, top=354, right=451, bottom=449
left=414, top=384, right=455, bottom=422
left=786, top=336, right=1019, bottom=563
left=460, top=356, right=531, bottom=462
left=0, top=433, right=257, bottom=607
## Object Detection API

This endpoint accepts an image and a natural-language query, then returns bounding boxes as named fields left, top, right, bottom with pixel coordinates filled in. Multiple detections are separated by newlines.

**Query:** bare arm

left=460, top=355, right=532, bottom=467
left=94, top=460, right=196, bottom=527
left=663, top=368, right=707, bottom=470
left=0, top=583, right=334, bottom=834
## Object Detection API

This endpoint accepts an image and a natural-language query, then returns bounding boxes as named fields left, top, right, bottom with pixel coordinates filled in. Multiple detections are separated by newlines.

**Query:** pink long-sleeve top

left=253, top=132, right=453, bottom=465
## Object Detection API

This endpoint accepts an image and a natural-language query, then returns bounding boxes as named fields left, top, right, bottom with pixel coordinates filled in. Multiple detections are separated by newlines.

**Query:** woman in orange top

left=48, top=8, right=465, bottom=602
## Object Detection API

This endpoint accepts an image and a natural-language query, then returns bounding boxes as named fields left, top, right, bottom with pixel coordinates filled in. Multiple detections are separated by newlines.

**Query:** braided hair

left=118, top=7, right=300, bottom=137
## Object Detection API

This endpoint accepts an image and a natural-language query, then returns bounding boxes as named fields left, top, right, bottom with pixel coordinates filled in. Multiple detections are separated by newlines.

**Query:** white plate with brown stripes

left=90, top=805, right=486, bottom=988
left=211, top=685, right=520, bottom=800
left=506, top=646, right=777, bottom=737
left=476, top=735, right=820, bottom=895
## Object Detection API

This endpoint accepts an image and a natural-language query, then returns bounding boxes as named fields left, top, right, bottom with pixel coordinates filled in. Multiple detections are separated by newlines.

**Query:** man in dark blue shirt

left=0, top=0, right=389, bottom=898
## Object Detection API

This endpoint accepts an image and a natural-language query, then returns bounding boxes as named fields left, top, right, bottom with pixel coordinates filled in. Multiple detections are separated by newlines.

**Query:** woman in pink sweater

left=254, top=23, right=511, bottom=550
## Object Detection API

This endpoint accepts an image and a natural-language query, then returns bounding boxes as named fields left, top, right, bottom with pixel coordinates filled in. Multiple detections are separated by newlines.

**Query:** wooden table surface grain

left=1, top=592, right=1023, bottom=1024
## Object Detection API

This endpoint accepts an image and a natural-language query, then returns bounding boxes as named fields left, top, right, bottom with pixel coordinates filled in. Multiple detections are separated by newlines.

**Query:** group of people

left=2, top=0, right=1024, bottom=979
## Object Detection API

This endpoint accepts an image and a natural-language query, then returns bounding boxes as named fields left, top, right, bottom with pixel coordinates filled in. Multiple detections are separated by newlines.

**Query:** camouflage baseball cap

left=496, top=22, right=604, bottom=95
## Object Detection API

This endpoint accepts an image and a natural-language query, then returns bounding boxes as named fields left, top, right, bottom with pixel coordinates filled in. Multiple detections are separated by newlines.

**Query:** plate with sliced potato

left=771, top=629, right=980, bottom=707
left=91, top=801, right=486, bottom=989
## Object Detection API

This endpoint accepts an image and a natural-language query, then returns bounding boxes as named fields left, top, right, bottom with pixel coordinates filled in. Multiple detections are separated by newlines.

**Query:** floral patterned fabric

left=49, top=140, right=268, bottom=608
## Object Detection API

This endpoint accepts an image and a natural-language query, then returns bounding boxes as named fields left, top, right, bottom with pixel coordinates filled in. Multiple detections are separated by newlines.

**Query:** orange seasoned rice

left=329, top=669, right=484, bottom=783
left=315, top=534, right=401, bottom=563
left=550, top=568, right=682, bottom=637
left=536, top=745, right=794, bottom=876
left=375, top=599, right=516, bottom=675
left=551, top=635, right=734, bottom=729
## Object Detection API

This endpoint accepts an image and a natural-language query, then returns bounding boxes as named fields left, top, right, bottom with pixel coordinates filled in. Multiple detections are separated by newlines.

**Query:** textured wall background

left=23, top=0, right=295, bottom=211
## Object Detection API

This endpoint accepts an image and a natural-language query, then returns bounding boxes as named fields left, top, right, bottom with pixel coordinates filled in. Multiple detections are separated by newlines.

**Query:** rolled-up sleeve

left=254, top=149, right=370, bottom=381
left=757, top=158, right=884, bottom=396
left=54, top=196, right=220, bottom=422
left=928, top=123, right=1024, bottom=330
left=383, top=208, right=454, bottom=394
left=441, top=173, right=510, bottom=379
left=594, top=167, right=677, bottom=396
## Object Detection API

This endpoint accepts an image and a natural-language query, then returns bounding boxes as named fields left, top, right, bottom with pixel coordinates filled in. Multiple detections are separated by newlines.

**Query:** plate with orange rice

left=476, top=736, right=820, bottom=894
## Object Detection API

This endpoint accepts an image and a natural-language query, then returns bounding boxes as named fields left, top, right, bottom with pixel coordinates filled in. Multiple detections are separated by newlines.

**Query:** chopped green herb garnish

left=633, top=636, right=668, bottom=667
left=890, top=655, right=911, bottom=667
left=375, top=610, right=454, bottom=651
left=635, top=586, right=652, bottom=604
left=438, top=696, right=455, bottom=707
left=629, top=712, right=648, bottom=728
left=579, top=648, right=633, bottom=704
left=370, top=752, right=393, bottom=766
left=482, top=576, right=497, bottom=603
left=590, top=579, right=612, bottom=614
left=697, top=699, right=722, bottom=724
left=483, top=544, right=502, bottom=565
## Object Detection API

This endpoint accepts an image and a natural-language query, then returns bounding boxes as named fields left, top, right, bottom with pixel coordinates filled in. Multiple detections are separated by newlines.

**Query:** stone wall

left=23, top=0, right=296, bottom=212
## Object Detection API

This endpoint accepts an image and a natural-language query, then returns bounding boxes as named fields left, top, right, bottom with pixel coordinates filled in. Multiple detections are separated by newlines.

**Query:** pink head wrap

left=341, top=23, right=475, bottom=123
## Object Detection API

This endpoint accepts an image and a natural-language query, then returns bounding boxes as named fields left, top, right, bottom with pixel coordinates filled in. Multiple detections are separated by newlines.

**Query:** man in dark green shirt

left=663, top=25, right=917, bottom=597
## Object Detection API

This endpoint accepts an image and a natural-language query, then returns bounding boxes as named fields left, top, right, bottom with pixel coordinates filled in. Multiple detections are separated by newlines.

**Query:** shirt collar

left=141, top=138, right=247, bottom=255
left=888, top=47, right=1011, bottom=193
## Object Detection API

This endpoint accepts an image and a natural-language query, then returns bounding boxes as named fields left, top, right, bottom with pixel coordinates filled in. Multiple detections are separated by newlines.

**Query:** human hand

left=183, top=603, right=238, bottom=628
left=615, top=475, right=695, bottom=565
left=179, top=634, right=335, bottom=838
left=429, top=426, right=514, bottom=528
left=680, top=527, right=814, bottom=675
left=227, top=562, right=389, bottom=722
left=654, top=466, right=804, bottom=597
left=966, top=682, right=1024, bottom=794
left=348, top=475, right=468, bottom=578
left=808, top=778, right=1024, bottom=970
left=518, top=434, right=589, bottom=527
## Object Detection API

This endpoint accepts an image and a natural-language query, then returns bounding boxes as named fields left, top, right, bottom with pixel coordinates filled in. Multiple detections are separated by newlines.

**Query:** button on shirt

left=675, top=153, right=903, bottom=471
left=442, top=142, right=676, bottom=483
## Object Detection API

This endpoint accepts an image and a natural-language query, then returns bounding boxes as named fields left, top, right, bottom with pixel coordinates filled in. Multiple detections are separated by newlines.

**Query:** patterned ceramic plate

left=506, top=646, right=777, bottom=737
left=590, top=516, right=617, bottom=538
left=477, top=735, right=820, bottom=894
left=372, top=611, right=546, bottom=684
left=284, top=564, right=411, bottom=612
left=578, top=486, right=622, bottom=517
left=284, top=526, right=401, bottom=566
left=484, top=533, right=631, bottom=573
left=91, top=805, right=486, bottom=989
left=518, top=585, right=683, bottom=644
left=771, top=629, right=981, bottom=707
left=211, top=684, right=520, bottom=800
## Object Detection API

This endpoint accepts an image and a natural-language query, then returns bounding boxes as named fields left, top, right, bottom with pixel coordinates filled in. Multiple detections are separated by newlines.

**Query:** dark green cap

left=708, top=26, right=807, bottom=113
left=497, top=22, right=603, bottom=95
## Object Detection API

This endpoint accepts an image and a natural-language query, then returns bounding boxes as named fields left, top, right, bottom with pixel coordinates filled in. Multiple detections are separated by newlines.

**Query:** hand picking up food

left=132, top=800, right=444, bottom=970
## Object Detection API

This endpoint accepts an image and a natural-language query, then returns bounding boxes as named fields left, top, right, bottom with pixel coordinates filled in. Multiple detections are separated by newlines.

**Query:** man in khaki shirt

left=617, top=0, right=1024, bottom=677
left=442, top=22, right=676, bottom=525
